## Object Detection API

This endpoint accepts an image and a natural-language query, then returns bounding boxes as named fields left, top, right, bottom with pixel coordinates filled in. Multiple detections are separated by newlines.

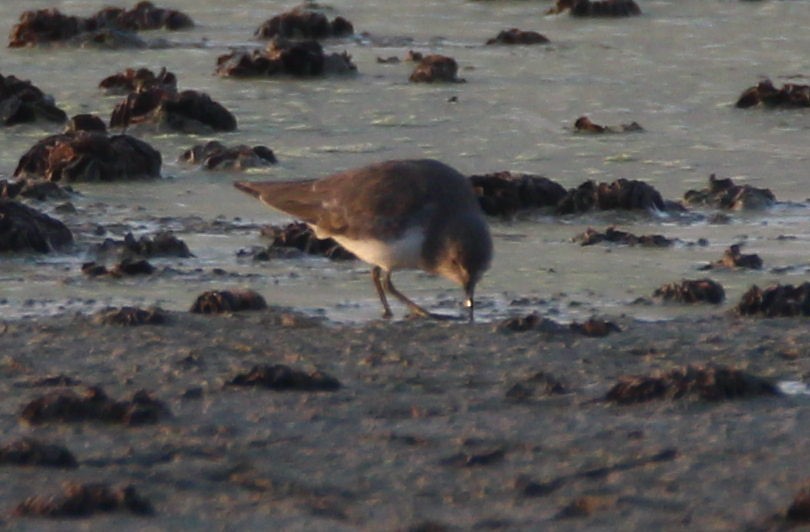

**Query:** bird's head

left=433, top=213, right=493, bottom=321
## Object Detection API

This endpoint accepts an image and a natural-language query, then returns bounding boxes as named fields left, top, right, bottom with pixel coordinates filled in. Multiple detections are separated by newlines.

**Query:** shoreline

left=0, top=308, right=808, bottom=529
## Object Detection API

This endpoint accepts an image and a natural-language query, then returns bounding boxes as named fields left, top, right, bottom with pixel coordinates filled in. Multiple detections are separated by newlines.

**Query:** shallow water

left=0, top=0, right=808, bottom=323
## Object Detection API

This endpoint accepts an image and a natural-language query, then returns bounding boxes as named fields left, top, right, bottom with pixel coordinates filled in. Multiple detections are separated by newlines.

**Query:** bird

left=234, top=159, right=493, bottom=321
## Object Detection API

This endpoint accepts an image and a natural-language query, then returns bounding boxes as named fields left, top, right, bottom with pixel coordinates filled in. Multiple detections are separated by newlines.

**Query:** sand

left=0, top=307, right=809, bottom=530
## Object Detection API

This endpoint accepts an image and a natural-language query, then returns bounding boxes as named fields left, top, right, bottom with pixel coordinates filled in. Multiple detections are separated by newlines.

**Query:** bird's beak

left=464, top=284, right=475, bottom=322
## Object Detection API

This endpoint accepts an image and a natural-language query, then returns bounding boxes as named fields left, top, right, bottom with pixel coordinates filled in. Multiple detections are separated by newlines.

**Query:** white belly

left=331, top=227, right=425, bottom=271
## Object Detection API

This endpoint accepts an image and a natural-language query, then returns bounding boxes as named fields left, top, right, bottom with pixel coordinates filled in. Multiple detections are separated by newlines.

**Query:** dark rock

left=469, top=171, right=567, bottom=217
left=506, top=371, right=567, bottom=402
left=556, top=495, right=615, bottom=519
left=8, top=8, right=87, bottom=47
left=126, top=231, right=192, bottom=258
left=14, top=128, right=162, bottom=183
left=65, top=113, right=107, bottom=133
left=260, top=222, right=356, bottom=260
left=557, top=179, right=666, bottom=214
left=0, top=178, right=72, bottom=202
left=180, top=141, right=277, bottom=170
left=570, top=317, right=620, bottom=337
left=227, top=364, right=340, bottom=391
left=409, top=54, right=464, bottom=83
left=190, top=289, right=268, bottom=313
left=408, top=521, right=450, bottom=532
left=0, top=438, right=77, bottom=468
left=94, top=306, right=167, bottom=326
left=215, top=39, right=356, bottom=78
left=254, top=6, right=353, bottom=40
left=92, top=231, right=193, bottom=262
left=111, top=258, right=155, bottom=276
left=104, top=1, right=194, bottom=31
left=787, top=485, right=810, bottom=522
left=700, top=244, right=762, bottom=270
left=605, top=364, right=780, bottom=404
left=99, top=67, right=177, bottom=95
left=440, top=448, right=505, bottom=467
left=735, top=79, right=810, bottom=109
left=486, top=28, right=549, bottom=45
left=574, top=115, right=643, bottom=133
left=653, top=279, right=725, bottom=304
left=0, top=73, right=67, bottom=125
left=683, top=174, right=775, bottom=210
left=14, top=482, right=154, bottom=517
left=516, top=476, right=565, bottom=497
left=499, top=314, right=617, bottom=336
left=20, top=386, right=171, bottom=426
left=547, top=0, right=641, bottom=16
left=738, top=283, right=810, bottom=317
left=81, top=262, right=110, bottom=277
left=82, top=259, right=155, bottom=277
left=498, top=313, right=570, bottom=334
left=110, top=87, right=237, bottom=133
left=81, top=258, right=155, bottom=277
left=575, top=226, right=675, bottom=247
left=0, top=200, right=73, bottom=253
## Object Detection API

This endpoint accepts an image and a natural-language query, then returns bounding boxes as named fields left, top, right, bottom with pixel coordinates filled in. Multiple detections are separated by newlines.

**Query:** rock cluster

left=469, top=171, right=567, bottom=217
left=738, top=283, right=810, bottom=317
left=190, top=289, right=268, bottom=314
left=259, top=221, right=356, bottom=260
left=216, top=38, right=356, bottom=78
left=254, top=6, right=353, bottom=40
left=9, top=2, right=192, bottom=48
left=575, top=227, right=675, bottom=247
left=99, top=67, right=177, bottom=95
left=485, top=29, right=549, bottom=45
left=14, top=482, right=153, bottom=517
left=110, top=87, right=237, bottom=133
left=21, top=386, right=170, bottom=426
left=409, top=54, right=464, bottom=83
left=14, top=116, right=162, bottom=182
left=683, top=174, right=775, bottom=210
left=227, top=364, right=341, bottom=392
left=547, top=0, right=641, bottom=17
left=735, top=79, right=810, bottom=109
left=0, top=73, right=67, bottom=126
left=574, top=115, right=643, bottom=133
left=180, top=141, right=277, bottom=170
left=605, top=364, right=779, bottom=404
left=557, top=178, right=666, bottom=214
left=653, top=279, right=725, bottom=304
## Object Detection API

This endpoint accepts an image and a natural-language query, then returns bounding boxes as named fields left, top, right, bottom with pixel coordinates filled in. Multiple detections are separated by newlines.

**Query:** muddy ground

left=0, top=308, right=809, bottom=530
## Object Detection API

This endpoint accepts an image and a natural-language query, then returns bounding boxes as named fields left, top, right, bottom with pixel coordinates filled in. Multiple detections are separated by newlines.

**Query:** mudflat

left=0, top=308, right=808, bottom=530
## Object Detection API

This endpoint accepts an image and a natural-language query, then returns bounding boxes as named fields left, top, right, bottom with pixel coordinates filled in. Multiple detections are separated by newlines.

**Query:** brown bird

left=234, top=159, right=493, bottom=321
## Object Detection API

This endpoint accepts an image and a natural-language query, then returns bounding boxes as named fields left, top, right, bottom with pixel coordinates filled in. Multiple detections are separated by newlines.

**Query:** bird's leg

left=371, top=266, right=393, bottom=319
left=382, top=270, right=435, bottom=319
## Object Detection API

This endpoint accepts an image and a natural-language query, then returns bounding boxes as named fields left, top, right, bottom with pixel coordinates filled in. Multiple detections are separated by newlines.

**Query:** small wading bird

left=234, top=159, right=493, bottom=321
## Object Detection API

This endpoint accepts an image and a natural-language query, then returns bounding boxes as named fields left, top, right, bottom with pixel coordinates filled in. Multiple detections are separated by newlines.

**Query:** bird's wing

left=234, top=160, right=460, bottom=239
left=309, top=161, right=438, bottom=239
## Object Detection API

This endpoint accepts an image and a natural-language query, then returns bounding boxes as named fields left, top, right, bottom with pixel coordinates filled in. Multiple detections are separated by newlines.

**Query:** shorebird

left=234, top=159, right=493, bottom=321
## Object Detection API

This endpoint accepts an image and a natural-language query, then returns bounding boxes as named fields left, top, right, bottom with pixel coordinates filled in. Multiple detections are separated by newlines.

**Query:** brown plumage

left=234, top=159, right=493, bottom=320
